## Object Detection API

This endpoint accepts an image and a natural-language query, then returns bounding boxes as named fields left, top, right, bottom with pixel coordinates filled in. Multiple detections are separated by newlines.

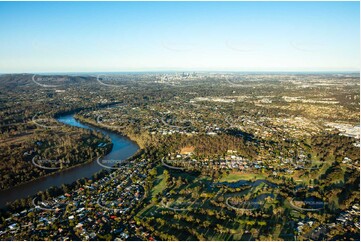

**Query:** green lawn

left=219, top=172, right=267, bottom=182
left=151, top=166, right=167, bottom=197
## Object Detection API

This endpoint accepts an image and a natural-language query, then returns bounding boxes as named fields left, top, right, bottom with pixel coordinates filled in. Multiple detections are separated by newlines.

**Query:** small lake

left=293, top=196, right=326, bottom=209
left=217, top=179, right=278, bottom=188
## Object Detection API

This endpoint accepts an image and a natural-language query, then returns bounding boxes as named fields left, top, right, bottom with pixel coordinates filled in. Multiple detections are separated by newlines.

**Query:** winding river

left=0, top=113, right=139, bottom=208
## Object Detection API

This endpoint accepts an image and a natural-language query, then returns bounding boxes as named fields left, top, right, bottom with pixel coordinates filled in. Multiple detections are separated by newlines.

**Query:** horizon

left=1, top=70, right=360, bottom=75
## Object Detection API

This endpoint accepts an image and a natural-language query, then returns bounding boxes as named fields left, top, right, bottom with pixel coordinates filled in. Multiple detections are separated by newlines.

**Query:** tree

left=163, top=170, right=170, bottom=184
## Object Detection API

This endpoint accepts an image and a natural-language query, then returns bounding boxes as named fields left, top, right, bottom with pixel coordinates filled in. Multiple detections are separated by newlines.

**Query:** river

left=0, top=113, right=139, bottom=208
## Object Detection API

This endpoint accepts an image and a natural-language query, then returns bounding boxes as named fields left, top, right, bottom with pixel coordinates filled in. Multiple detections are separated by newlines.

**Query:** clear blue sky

left=0, top=1, right=359, bottom=73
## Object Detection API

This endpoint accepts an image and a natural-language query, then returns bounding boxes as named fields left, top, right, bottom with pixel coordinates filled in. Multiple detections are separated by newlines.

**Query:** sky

left=0, top=1, right=359, bottom=73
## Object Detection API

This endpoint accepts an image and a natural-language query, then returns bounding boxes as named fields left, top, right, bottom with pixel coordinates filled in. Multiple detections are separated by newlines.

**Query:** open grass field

left=219, top=171, right=267, bottom=182
left=151, top=166, right=167, bottom=197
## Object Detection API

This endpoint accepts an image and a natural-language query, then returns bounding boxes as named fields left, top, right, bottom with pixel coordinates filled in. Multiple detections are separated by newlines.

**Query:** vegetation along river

left=0, top=113, right=139, bottom=208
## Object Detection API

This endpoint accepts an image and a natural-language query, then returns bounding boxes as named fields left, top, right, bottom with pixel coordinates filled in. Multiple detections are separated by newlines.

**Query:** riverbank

left=0, top=112, right=139, bottom=209
left=73, top=114, right=148, bottom=150
left=0, top=144, right=111, bottom=194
